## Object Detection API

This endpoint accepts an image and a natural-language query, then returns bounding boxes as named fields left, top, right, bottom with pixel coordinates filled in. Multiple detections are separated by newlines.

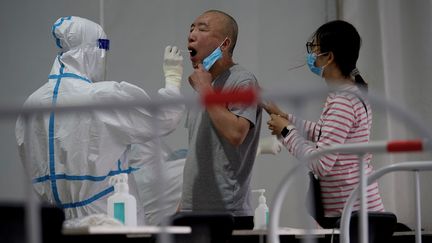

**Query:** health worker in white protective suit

left=15, top=16, right=185, bottom=225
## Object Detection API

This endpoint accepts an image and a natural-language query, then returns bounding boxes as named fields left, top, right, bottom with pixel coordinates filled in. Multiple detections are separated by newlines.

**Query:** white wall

left=0, top=0, right=328, bottom=227
left=2, top=0, right=430, bottom=230
left=342, top=0, right=432, bottom=230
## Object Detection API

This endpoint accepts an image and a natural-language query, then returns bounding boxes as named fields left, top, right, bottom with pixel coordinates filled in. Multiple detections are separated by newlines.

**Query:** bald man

left=180, top=10, right=262, bottom=229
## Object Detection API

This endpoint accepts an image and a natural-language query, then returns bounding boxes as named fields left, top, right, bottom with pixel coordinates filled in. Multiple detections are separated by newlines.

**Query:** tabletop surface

left=63, top=225, right=192, bottom=235
left=63, top=225, right=339, bottom=236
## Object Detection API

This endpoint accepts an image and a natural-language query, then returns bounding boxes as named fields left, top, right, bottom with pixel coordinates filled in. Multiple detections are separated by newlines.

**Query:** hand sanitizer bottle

left=252, top=189, right=269, bottom=230
left=107, top=173, right=137, bottom=226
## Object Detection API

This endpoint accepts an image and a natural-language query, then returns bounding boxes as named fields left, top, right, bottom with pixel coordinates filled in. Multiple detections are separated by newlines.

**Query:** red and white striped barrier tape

left=387, top=140, right=423, bottom=152
left=201, top=88, right=259, bottom=106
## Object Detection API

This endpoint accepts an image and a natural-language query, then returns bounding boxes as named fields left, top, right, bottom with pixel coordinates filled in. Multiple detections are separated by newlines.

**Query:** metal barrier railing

left=268, top=140, right=428, bottom=243
left=340, top=161, right=432, bottom=243
left=3, top=86, right=432, bottom=243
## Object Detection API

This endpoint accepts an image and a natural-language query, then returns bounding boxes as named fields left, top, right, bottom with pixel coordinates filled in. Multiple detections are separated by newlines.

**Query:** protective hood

left=50, top=16, right=108, bottom=82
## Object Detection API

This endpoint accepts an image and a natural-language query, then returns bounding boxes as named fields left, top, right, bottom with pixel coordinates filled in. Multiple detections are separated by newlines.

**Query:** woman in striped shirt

left=264, top=20, right=384, bottom=228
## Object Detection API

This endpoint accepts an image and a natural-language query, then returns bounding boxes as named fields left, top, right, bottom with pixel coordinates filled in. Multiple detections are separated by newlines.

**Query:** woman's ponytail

left=351, top=68, right=368, bottom=92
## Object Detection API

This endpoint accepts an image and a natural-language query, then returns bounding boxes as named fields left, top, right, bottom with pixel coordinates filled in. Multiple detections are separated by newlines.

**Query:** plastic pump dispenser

left=107, top=173, right=137, bottom=226
left=252, top=189, right=269, bottom=229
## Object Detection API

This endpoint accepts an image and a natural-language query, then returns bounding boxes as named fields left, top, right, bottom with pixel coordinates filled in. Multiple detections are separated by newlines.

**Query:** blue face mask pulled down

left=203, top=47, right=222, bottom=71
left=306, top=53, right=323, bottom=77
left=202, top=37, right=227, bottom=71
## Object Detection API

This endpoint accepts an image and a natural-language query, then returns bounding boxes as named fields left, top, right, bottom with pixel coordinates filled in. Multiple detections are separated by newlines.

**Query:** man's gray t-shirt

left=181, top=64, right=262, bottom=216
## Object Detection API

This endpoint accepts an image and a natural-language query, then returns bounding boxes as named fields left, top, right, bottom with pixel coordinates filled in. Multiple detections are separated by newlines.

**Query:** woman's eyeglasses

left=306, top=41, right=319, bottom=54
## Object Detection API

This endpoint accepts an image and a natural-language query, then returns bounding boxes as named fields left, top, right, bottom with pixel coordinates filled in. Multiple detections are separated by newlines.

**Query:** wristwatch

left=281, top=125, right=295, bottom=138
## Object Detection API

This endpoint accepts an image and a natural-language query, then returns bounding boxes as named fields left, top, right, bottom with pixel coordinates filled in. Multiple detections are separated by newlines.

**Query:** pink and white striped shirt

left=282, top=84, right=384, bottom=217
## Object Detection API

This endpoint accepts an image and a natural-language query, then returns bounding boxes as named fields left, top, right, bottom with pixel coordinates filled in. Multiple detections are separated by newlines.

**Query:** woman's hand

left=267, top=114, right=291, bottom=135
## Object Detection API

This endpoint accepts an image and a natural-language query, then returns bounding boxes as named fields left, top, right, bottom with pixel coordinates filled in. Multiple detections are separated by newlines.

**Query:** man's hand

left=163, top=45, right=183, bottom=89
left=261, top=101, right=286, bottom=118
left=188, top=64, right=212, bottom=93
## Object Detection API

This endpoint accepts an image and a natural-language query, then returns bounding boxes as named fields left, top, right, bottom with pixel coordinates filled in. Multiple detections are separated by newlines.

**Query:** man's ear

left=221, top=38, right=231, bottom=52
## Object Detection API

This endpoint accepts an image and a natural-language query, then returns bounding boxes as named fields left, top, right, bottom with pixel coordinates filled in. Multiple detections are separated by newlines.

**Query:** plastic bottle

left=107, top=173, right=137, bottom=226
left=252, top=189, right=269, bottom=230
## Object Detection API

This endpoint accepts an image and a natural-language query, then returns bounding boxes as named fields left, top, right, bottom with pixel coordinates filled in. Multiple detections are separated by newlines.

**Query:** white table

left=62, top=225, right=344, bottom=243
left=233, top=227, right=339, bottom=242
left=63, top=225, right=191, bottom=237
left=233, top=227, right=339, bottom=236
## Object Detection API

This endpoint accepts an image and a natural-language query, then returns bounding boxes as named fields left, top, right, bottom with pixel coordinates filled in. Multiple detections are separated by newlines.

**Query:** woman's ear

left=327, top=51, right=335, bottom=64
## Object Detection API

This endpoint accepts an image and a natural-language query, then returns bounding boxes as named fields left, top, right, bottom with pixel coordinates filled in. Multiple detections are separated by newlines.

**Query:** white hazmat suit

left=131, top=144, right=186, bottom=225
left=15, top=16, right=184, bottom=225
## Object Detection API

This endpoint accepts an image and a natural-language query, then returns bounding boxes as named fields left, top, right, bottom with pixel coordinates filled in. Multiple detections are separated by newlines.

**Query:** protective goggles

left=98, top=39, right=110, bottom=50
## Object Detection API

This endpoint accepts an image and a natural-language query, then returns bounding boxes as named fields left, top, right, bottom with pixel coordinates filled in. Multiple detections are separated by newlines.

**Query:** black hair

left=313, top=20, right=368, bottom=92
left=205, top=10, right=238, bottom=55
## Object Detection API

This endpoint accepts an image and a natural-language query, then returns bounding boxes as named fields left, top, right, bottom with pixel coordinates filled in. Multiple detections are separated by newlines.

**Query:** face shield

left=97, top=38, right=110, bottom=81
